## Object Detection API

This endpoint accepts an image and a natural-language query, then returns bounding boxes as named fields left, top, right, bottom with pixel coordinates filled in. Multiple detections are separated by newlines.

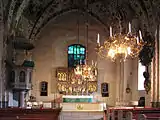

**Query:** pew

left=109, top=107, right=160, bottom=120
left=0, top=108, right=62, bottom=120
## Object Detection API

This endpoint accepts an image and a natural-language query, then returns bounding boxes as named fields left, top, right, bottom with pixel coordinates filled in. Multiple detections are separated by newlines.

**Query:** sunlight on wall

left=138, top=62, right=145, bottom=90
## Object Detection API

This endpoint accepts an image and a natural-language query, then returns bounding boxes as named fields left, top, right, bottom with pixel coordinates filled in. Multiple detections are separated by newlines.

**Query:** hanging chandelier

left=74, top=61, right=98, bottom=81
left=97, top=22, right=144, bottom=62
left=74, top=3, right=98, bottom=81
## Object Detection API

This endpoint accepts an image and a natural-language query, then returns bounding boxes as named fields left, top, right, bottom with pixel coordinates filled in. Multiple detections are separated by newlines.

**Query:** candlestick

left=129, top=22, right=131, bottom=33
left=139, top=30, right=142, bottom=40
left=110, top=26, right=112, bottom=37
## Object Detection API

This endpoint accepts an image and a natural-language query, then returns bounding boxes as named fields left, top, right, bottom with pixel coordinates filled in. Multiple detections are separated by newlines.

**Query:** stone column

left=120, top=61, right=124, bottom=102
left=0, top=0, right=4, bottom=108
left=116, top=60, right=121, bottom=104
left=19, top=91, right=25, bottom=108
left=151, top=25, right=160, bottom=107
left=151, top=56, right=156, bottom=107
left=131, top=58, right=138, bottom=101
left=116, top=60, right=125, bottom=105
left=157, top=25, right=160, bottom=107
left=124, top=59, right=132, bottom=103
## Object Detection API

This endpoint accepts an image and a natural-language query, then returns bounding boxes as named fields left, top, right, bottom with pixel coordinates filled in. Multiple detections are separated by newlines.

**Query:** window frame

left=40, top=81, right=48, bottom=96
left=68, top=44, right=86, bottom=68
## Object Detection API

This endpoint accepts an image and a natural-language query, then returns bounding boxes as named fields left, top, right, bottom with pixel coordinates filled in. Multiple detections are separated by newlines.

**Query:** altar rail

left=0, top=108, right=61, bottom=120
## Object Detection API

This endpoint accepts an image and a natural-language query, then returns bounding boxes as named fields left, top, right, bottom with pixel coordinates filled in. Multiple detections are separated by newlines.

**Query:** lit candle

left=136, top=36, right=139, bottom=44
left=129, top=22, right=131, bottom=33
left=139, top=30, right=142, bottom=40
left=97, top=33, right=100, bottom=46
left=95, top=62, right=97, bottom=66
left=92, top=60, right=94, bottom=65
left=97, top=33, right=100, bottom=43
left=110, top=26, right=112, bottom=37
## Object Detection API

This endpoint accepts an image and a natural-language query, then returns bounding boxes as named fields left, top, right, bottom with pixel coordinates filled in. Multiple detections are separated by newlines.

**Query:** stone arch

left=29, top=7, right=108, bottom=42
left=6, top=0, right=30, bottom=35
left=6, top=0, right=158, bottom=41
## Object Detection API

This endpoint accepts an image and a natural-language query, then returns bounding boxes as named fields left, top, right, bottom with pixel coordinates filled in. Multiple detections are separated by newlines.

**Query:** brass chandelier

left=97, top=22, right=144, bottom=62
left=74, top=61, right=97, bottom=81
left=74, top=20, right=98, bottom=81
left=74, top=6, right=98, bottom=82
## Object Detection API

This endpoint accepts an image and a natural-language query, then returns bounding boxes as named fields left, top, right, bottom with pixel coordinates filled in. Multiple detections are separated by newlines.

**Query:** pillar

left=131, top=58, right=138, bottom=101
left=151, top=25, right=160, bottom=107
left=116, top=60, right=121, bottom=104
left=116, top=59, right=130, bottom=105
left=120, top=61, right=124, bottom=102
left=151, top=55, right=156, bottom=107
left=0, top=0, right=5, bottom=108
left=157, top=25, right=160, bottom=107
left=19, top=91, right=25, bottom=108
left=124, top=59, right=133, bottom=103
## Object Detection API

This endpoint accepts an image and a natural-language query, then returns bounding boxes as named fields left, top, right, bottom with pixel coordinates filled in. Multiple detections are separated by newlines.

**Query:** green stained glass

left=80, top=48, right=84, bottom=54
left=81, top=55, right=84, bottom=59
left=77, top=48, right=80, bottom=54
left=77, top=55, right=80, bottom=59
left=68, top=46, right=73, bottom=54
left=68, top=44, right=86, bottom=68
left=74, top=55, right=77, bottom=60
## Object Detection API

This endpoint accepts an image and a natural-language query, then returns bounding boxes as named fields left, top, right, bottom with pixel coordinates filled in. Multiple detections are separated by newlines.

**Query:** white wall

left=30, top=12, right=118, bottom=106
left=29, top=12, right=143, bottom=106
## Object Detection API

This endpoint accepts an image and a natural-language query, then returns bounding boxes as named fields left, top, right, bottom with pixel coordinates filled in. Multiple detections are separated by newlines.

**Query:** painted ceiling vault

left=1, top=0, right=160, bottom=42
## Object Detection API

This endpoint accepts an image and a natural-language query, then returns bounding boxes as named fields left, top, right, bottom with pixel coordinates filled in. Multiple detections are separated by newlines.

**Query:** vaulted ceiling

left=2, top=0, right=160, bottom=42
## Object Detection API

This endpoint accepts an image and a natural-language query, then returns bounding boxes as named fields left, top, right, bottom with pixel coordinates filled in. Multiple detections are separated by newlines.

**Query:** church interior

left=0, top=0, right=160, bottom=120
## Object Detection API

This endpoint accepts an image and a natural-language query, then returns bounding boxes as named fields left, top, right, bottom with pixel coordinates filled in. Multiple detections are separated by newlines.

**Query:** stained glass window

left=68, top=44, right=86, bottom=68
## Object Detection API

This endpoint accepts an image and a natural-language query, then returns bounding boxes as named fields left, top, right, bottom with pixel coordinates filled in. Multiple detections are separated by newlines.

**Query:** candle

left=110, top=26, right=112, bottom=37
left=97, top=33, right=100, bottom=43
left=136, top=36, right=139, bottom=44
left=95, top=62, right=97, bottom=66
left=139, top=30, right=142, bottom=40
left=92, top=60, right=94, bottom=65
left=97, top=33, right=100, bottom=46
left=129, top=22, right=131, bottom=33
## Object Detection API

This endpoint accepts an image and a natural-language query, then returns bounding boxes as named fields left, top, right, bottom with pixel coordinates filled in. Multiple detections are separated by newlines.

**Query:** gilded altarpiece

left=56, top=67, right=97, bottom=95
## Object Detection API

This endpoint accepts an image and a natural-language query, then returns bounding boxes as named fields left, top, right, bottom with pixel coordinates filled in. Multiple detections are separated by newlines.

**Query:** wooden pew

left=0, top=108, right=61, bottom=120
left=109, top=107, right=160, bottom=120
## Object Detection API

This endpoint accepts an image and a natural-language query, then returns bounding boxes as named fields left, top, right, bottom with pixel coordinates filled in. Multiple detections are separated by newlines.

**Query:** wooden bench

left=110, top=108, right=160, bottom=120
left=0, top=108, right=61, bottom=120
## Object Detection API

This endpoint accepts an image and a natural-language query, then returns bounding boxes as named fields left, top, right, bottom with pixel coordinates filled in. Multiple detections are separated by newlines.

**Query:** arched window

left=10, top=71, right=15, bottom=82
left=138, top=62, right=145, bottom=90
left=19, top=71, right=25, bottom=82
left=40, top=81, right=48, bottom=96
left=29, top=72, right=32, bottom=83
left=68, top=44, right=86, bottom=68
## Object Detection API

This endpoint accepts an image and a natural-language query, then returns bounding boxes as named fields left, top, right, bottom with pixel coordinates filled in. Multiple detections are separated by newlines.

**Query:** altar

left=56, top=67, right=104, bottom=119
left=61, top=95, right=105, bottom=111
left=60, top=95, right=104, bottom=120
